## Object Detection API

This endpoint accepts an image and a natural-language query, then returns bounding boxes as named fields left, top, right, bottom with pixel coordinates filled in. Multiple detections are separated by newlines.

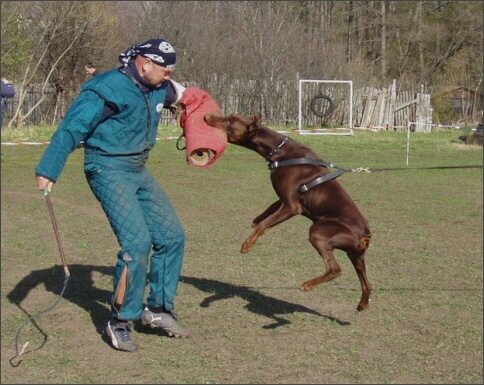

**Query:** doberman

left=203, top=113, right=372, bottom=311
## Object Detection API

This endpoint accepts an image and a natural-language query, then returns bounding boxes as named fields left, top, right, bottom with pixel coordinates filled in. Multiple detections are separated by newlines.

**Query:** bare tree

left=2, top=1, right=481, bottom=127
left=2, top=1, right=122, bottom=128
left=380, top=0, right=387, bottom=87
left=1, top=2, right=32, bottom=75
left=4, top=2, right=85, bottom=128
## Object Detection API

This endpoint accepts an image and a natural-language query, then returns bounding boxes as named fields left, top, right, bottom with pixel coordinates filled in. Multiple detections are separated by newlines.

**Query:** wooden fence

left=4, top=78, right=433, bottom=132
left=353, top=80, right=432, bottom=132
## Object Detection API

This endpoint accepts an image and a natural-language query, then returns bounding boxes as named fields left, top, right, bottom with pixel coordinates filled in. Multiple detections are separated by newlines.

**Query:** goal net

left=295, top=79, right=353, bottom=135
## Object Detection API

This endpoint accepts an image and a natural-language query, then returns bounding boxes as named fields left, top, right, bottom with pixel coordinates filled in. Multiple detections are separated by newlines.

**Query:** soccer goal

left=297, top=79, right=353, bottom=135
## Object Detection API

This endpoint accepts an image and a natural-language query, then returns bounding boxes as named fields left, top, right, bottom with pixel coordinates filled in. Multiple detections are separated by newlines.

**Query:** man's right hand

left=36, top=175, right=54, bottom=193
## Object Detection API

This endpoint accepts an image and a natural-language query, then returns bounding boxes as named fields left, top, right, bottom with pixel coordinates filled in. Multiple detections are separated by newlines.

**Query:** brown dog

left=203, top=113, right=372, bottom=311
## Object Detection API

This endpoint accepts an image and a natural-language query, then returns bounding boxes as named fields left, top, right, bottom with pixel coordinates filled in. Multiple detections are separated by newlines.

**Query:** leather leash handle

left=44, top=191, right=70, bottom=278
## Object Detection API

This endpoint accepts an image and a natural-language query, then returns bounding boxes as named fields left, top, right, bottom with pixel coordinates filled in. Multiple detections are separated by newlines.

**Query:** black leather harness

left=268, top=157, right=347, bottom=194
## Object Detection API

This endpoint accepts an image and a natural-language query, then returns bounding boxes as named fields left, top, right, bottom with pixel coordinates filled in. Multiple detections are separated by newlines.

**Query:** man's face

left=141, top=59, right=174, bottom=88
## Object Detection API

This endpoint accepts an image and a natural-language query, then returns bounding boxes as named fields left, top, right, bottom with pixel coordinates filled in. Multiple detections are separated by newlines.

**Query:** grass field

left=1, top=125, right=482, bottom=384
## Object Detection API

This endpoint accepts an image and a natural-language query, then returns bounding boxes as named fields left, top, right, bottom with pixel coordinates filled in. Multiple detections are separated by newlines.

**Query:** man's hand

left=36, top=175, right=54, bottom=193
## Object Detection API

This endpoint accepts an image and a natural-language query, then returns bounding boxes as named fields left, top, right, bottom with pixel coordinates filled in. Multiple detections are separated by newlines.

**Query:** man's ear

left=140, top=57, right=153, bottom=72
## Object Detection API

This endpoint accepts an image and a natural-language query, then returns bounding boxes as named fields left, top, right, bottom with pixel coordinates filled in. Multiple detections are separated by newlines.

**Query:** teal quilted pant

left=85, top=163, right=185, bottom=321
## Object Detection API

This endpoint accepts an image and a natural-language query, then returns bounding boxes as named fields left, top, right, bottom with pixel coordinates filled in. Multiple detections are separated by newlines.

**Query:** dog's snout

left=204, top=114, right=225, bottom=129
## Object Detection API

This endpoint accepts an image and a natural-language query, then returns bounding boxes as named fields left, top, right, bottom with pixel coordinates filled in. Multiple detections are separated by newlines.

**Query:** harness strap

left=268, top=157, right=348, bottom=194
left=268, top=158, right=334, bottom=170
left=299, top=169, right=346, bottom=193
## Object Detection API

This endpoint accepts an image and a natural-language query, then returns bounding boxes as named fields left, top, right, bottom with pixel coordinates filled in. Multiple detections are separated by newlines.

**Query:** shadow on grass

left=6, top=266, right=350, bottom=365
left=6, top=267, right=349, bottom=343
left=6, top=264, right=113, bottom=366
left=6, top=264, right=113, bottom=335
left=6, top=265, right=350, bottom=364
left=180, top=275, right=350, bottom=328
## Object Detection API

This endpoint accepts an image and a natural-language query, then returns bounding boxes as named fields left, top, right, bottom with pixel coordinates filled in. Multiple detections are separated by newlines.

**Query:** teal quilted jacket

left=35, top=68, right=168, bottom=181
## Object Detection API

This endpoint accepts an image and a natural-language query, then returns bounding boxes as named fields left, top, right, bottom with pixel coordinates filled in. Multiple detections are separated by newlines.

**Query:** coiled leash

left=10, top=191, right=70, bottom=367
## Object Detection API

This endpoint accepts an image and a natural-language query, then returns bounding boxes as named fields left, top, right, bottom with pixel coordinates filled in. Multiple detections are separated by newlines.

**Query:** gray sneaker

left=141, top=307, right=191, bottom=338
left=105, top=319, right=139, bottom=352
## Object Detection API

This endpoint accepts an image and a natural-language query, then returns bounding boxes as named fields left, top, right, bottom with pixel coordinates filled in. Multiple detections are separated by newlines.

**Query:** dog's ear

left=252, top=115, right=262, bottom=125
left=247, top=115, right=261, bottom=136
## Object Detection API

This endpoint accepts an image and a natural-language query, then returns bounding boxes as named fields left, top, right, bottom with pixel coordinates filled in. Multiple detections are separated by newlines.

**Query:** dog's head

left=203, top=114, right=261, bottom=144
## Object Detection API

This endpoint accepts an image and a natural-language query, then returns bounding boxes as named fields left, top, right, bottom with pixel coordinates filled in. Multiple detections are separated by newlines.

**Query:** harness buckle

left=299, top=184, right=309, bottom=193
left=269, top=161, right=279, bottom=170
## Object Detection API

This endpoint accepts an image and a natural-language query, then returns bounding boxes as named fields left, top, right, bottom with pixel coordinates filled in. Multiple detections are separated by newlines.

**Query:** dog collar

left=266, top=136, right=288, bottom=160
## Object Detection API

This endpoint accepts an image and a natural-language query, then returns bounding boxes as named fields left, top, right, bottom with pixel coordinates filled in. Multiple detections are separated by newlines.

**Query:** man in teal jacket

left=36, top=38, right=191, bottom=352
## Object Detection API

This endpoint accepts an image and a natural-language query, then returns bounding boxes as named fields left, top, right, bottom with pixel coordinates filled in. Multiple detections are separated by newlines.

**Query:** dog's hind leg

left=301, top=222, right=372, bottom=311
left=300, top=222, right=344, bottom=291
left=299, top=248, right=342, bottom=291
left=347, top=241, right=372, bottom=312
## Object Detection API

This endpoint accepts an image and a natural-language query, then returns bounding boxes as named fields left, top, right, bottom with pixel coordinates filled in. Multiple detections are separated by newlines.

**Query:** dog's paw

left=300, top=283, right=315, bottom=291
left=240, top=242, right=253, bottom=253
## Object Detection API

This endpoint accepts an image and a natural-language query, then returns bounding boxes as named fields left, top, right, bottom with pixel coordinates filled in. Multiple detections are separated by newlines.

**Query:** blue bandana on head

left=118, top=38, right=176, bottom=68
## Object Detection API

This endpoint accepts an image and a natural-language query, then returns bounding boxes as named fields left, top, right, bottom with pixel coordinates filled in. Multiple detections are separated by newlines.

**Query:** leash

left=9, top=191, right=70, bottom=367
left=353, top=165, right=484, bottom=172
left=269, top=158, right=483, bottom=193
left=269, top=158, right=483, bottom=173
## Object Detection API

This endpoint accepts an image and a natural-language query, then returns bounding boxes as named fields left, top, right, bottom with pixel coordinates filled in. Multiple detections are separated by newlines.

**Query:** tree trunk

left=380, top=1, right=387, bottom=87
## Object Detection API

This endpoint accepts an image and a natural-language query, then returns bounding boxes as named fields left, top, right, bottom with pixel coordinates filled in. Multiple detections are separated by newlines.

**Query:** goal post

left=298, top=79, right=353, bottom=134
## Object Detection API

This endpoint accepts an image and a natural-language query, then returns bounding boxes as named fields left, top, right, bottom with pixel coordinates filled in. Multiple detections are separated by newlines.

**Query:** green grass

left=1, top=124, right=483, bottom=384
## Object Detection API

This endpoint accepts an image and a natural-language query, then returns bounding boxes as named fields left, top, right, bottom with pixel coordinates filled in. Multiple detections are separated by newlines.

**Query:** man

left=35, top=38, right=191, bottom=353
left=1, top=78, right=15, bottom=128
left=84, top=62, right=100, bottom=77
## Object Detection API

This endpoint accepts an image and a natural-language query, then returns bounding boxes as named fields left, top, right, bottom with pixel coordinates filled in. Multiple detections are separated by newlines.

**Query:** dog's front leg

left=241, top=203, right=302, bottom=253
left=251, top=200, right=282, bottom=227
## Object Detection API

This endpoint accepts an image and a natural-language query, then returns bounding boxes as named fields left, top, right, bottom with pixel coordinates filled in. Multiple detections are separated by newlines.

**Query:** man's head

left=133, top=56, right=175, bottom=88
left=118, top=39, right=176, bottom=83
left=84, top=62, right=97, bottom=75
left=119, top=38, right=176, bottom=88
